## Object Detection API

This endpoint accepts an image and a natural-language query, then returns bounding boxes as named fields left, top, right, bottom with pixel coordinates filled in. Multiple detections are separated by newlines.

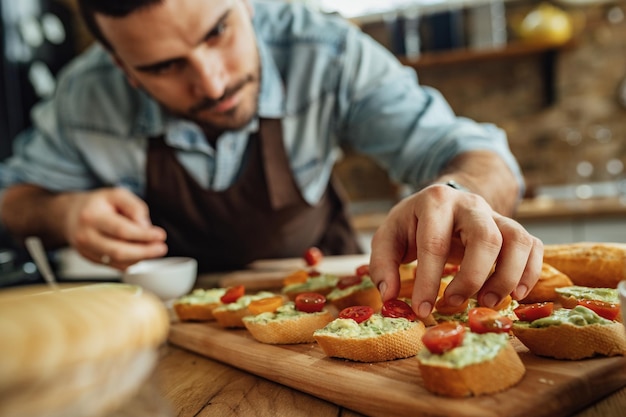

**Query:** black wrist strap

left=444, top=180, right=471, bottom=193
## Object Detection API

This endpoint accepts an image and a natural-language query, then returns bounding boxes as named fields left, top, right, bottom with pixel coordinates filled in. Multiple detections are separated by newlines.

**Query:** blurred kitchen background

left=1, top=0, right=626, bottom=285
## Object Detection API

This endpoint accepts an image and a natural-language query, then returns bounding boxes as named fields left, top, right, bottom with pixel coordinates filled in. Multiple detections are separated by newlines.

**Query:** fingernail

left=515, top=284, right=528, bottom=299
left=418, top=301, right=433, bottom=318
left=482, top=292, right=499, bottom=308
left=448, top=295, right=465, bottom=307
left=378, top=282, right=387, bottom=298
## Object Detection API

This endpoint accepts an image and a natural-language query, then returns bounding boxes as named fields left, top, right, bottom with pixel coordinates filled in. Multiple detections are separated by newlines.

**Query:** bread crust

left=243, top=311, right=334, bottom=344
left=0, top=284, right=169, bottom=417
left=418, top=342, right=525, bottom=397
left=521, top=262, right=574, bottom=303
left=512, top=321, right=626, bottom=360
left=543, top=242, right=626, bottom=288
left=173, top=302, right=220, bottom=322
left=212, top=307, right=252, bottom=328
left=314, top=321, right=425, bottom=362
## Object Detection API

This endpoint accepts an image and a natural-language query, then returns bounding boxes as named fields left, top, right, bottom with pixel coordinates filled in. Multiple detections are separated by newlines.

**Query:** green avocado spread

left=519, top=305, right=612, bottom=328
left=213, top=291, right=275, bottom=312
left=243, top=302, right=327, bottom=324
left=432, top=298, right=519, bottom=322
left=313, top=313, right=415, bottom=339
left=555, top=285, right=618, bottom=304
left=175, top=288, right=226, bottom=305
left=417, top=332, right=508, bottom=369
left=282, top=274, right=338, bottom=294
left=326, top=276, right=376, bottom=300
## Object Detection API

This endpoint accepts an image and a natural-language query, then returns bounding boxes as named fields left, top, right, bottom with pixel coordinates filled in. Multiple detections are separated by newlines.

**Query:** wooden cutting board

left=168, top=322, right=626, bottom=417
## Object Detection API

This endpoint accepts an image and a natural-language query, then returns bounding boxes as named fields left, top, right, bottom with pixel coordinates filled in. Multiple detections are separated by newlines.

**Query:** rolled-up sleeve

left=335, top=26, right=524, bottom=195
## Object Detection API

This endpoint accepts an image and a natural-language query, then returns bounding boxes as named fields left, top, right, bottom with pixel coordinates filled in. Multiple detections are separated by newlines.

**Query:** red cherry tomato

left=339, top=306, right=374, bottom=323
left=336, top=274, right=363, bottom=289
left=294, top=292, right=326, bottom=313
left=514, top=302, right=554, bottom=322
left=381, top=299, right=417, bottom=321
left=468, top=307, right=513, bottom=334
left=220, top=285, right=245, bottom=304
left=422, top=321, right=466, bottom=354
left=442, top=263, right=460, bottom=277
left=577, top=299, right=621, bottom=321
left=303, top=247, right=323, bottom=266
left=355, top=264, right=370, bottom=277
left=308, top=269, right=321, bottom=277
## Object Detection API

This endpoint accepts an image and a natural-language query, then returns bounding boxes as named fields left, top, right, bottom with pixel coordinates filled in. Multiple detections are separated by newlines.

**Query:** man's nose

left=188, top=47, right=227, bottom=99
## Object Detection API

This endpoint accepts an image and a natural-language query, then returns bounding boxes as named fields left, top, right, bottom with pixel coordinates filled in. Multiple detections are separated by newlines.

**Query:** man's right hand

left=63, top=187, right=168, bottom=270
left=0, top=184, right=167, bottom=270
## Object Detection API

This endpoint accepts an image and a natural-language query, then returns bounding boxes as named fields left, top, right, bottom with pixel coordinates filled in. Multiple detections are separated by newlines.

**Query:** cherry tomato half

left=355, top=264, right=370, bottom=277
left=339, top=306, right=374, bottom=323
left=577, top=299, right=620, bottom=321
left=468, top=307, right=513, bottom=334
left=294, top=292, right=326, bottom=313
left=422, top=321, right=466, bottom=354
left=220, top=285, right=245, bottom=304
left=514, top=302, right=554, bottom=322
left=381, top=299, right=417, bottom=321
left=303, top=247, right=323, bottom=266
left=490, top=294, right=513, bottom=312
left=282, top=270, right=309, bottom=286
left=442, top=263, right=460, bottom=277
left=336, top=274, right=363, bottom=289
left=247, top=296, right=284, bottom=315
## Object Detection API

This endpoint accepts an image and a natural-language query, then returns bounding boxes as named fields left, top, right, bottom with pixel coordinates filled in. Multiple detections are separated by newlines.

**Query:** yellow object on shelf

left=516, top=3, right=574, bottom=45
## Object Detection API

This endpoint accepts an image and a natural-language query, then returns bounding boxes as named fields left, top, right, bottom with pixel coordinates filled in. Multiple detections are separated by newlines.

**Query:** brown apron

left=145, top=118, right=362, bottom=273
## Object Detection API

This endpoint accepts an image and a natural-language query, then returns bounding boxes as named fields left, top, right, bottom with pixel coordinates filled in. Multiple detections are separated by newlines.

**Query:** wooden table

left=149, top=343, right=626, bottom=417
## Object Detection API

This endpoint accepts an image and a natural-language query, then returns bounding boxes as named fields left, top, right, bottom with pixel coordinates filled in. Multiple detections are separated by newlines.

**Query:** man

left=0, top=0, right=542, bottom=319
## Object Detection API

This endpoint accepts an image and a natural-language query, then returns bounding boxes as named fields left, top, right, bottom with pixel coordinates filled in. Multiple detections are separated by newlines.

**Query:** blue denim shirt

left=0, top=1, right=523, bottom=210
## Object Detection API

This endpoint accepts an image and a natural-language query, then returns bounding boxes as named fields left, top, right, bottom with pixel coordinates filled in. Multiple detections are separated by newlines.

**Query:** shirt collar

left=256, top=35, right=286, bottom=119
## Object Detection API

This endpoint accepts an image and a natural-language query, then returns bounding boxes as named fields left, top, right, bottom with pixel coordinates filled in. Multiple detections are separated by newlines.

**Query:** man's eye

left=208, top=22, right=227, bottom=40
left=148, top=61, right=183, bottom=75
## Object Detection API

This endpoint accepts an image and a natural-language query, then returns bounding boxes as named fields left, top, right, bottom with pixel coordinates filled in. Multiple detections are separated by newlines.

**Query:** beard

left=150, top=64, right=262, bottom=137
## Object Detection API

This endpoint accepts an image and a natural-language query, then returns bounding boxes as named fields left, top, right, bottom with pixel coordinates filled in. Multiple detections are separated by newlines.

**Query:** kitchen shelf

left=399, top=38, right=578, bottom=106
left=398, top=38, right=577, bottom=68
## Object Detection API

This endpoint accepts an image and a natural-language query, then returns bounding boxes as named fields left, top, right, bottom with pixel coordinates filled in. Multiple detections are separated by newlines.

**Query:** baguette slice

left=418, top=338, right=525, bottom=397
left=521, top=262, right=574, bottom=303
left=282, top=274, right=338, bottom=301
left=326, top=276, right=383, bottom=312
left=543, top=242, right=626, bottom=288
left=172, top=288, right=226, bottom=322
left=243, top=309, right=334, bottom=344
left=314, top=315, right=425, bottom=362
left=555, top=285, right=619, bottom=309
left=212, top=291, right=277, bottom=328
left=512, top=306, right=626, bottom=360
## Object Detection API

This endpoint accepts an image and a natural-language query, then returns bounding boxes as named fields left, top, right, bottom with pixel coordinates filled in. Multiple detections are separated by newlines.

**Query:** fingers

left=475, top=216, right=544, bottom=304
left=369, top=200, right=418, bottom=301
left=369, top=185, right=544, bottom=321
left=101, top=188, right=167, bottom=242
left=67, top=188, right=168, bottom=269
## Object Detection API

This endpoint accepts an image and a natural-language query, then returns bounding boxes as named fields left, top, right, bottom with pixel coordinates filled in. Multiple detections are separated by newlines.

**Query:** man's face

left=96, top=0, right=260, bottom=132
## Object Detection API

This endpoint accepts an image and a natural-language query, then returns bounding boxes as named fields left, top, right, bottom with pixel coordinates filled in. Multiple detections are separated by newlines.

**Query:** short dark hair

left=77, top=0, right=163, bottom=50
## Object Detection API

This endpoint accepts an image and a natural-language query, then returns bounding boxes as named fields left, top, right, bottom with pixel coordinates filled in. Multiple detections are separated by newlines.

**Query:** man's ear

left=110, top=53, right=140, bottom=89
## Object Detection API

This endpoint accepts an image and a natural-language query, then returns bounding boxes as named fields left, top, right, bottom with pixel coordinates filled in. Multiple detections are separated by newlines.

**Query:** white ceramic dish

left=122, top=257, right=197, bottom=301
left=55, top=247, right=121, bottom=280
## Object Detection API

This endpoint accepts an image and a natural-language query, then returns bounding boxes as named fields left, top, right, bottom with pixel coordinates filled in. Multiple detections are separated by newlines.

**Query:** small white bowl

left=122, top=257, right=197, bottom=301
left=618, top=280, right=626, bottom=324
